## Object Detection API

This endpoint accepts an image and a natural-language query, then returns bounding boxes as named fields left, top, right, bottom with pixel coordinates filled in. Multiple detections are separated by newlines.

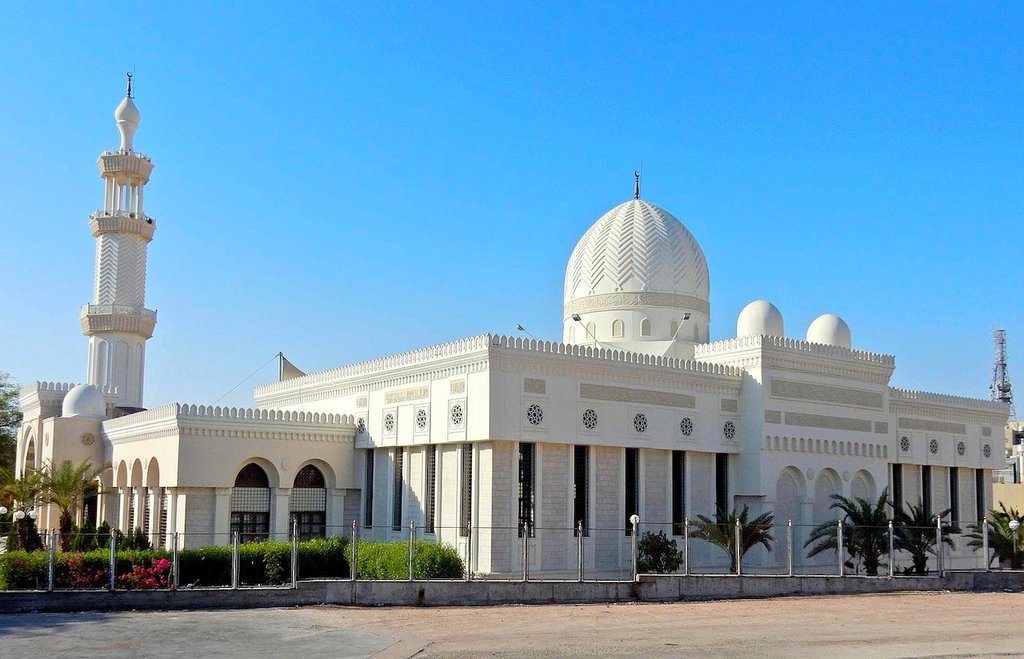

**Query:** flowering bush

left=117, top=558, right=170, bottom=590
left=64, top=553, right=108, bottom=589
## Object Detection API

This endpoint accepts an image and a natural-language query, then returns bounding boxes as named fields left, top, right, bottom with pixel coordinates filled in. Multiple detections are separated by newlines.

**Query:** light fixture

left=1011, top=520, right=1021, bottom=532
left=13, top=510, right=25, bottom=521
left=0, top=506, right=7, bottom=515
left=27, top=509, right=37, bottom=520
left=571, top=314, right=581, bottom=322
left=683, top=312, right=692, bottom=321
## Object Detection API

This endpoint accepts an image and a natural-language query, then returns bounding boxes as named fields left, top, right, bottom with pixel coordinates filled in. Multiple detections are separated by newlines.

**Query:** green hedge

left=355, top=540, right=465, bottom=580
left=0, top=536, right=464, bottom=589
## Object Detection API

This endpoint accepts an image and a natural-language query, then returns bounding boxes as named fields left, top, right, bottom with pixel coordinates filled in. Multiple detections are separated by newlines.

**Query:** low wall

left=2, top=572, right=1024, bottom=614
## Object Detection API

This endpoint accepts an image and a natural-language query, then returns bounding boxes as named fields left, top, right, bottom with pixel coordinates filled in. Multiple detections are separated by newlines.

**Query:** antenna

left=992, top=328, right=1014, bottom=415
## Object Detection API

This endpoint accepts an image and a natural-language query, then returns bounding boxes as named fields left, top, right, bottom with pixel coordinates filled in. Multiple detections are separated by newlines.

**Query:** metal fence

left=9, top=515, right=1024, bottom=592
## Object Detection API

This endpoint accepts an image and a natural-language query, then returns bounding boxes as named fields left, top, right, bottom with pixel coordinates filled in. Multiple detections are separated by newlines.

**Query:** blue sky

left=1, top=4, right=1021, bottom=408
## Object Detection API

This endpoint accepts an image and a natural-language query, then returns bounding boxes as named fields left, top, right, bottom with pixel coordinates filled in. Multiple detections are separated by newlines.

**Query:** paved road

left=0, top=592, right=1021, bottom=657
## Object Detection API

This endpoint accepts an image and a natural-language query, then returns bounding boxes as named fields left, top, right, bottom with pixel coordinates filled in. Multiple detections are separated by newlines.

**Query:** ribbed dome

left=564, top=199, right=709, bottom=305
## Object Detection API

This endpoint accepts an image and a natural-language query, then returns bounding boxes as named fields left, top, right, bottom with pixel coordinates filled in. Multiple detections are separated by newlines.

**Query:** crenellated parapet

left=695, top=334, right=894, bottom=365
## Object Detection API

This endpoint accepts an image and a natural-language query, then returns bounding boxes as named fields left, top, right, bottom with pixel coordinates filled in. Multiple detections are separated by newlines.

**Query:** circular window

left=416, top=409, right=428, bottom=430
left=900, top=436, right=910, bottom=452
left=634, top=413, right=648, bottom=433
left=582, top=408, right=597, bottom=430
left=983, top=444, right=992, bottom=458
left=929, top=438, right=939, bottom=454
left=526, top=404, right=543, bottom=426
left=680, top=417, right=694, bottom=436
left=451, top=404, right=464, bottom=427
left=80, top=432, right=95, bottom=446
left=723, top=421, right=736, bottom=439
left=384, top=413, right=395, bottom=433
left=956, top=441, right=966, bottom=456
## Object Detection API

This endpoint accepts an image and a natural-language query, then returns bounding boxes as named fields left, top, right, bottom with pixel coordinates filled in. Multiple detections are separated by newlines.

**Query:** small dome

left=114, top=96, right=140, bottom=151
left=737, top=300, right=784, bottom=337
left=806, top=314, right=852, bottom=348
left=62, top=384, right=108, bottom=420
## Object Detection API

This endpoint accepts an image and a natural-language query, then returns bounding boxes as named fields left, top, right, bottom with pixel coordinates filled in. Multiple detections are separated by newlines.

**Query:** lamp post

left=1009, top=519, right=1020, bottom=568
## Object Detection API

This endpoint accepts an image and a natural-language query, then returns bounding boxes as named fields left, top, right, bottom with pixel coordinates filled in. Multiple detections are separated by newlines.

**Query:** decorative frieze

left=764, top=410, right=782, bottom=424
left=784, top=412, right=873, bottom=433
left=721, top=399, right=738, bottom=413
left=564, top=292, right=710, bottom=317
left=524, top=378, right=546, bottom=395
left=897, top=417, right=967, bottom=435
left=982, top=427, right=992, bottom=437
left=384, top=385, right=429, bottom=404
left=450, top=380, right=466, bottom=394
left=356, top=395, right=367, bottom=408
left=771, top=378, right=884, bottom=410
left=874, top=421, right=889, bottom=434
left=579, top=383, right=695, bottom=409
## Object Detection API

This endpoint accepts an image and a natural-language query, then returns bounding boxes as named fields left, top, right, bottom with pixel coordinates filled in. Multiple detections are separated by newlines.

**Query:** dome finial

left=634, top=170, right=641, bottom=200
left=126, top=71, right=133, bottom=98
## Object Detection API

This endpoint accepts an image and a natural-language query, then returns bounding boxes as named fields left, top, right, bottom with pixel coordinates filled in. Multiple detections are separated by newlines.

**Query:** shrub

left=0, top=551, right=49, bottom=590
left=356, top=541, right=464, bottom=579
left=298, top=536, right=349, bottom=579
left=637, top=531, right=683, bottom=574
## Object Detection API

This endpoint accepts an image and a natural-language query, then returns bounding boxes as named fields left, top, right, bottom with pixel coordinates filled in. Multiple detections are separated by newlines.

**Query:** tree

left=804, top=491, right=891, bottom=576
left=965, top=502, right=1024, bottom=569
left=40, top=459, right=108, bottom=551
left=0, top=468, right=44, bottom=551
left=893, top=501, right=960, bottom=575
left=637, top=530, right=683, bottom=573
left=688, top=506, right=774, bottom=572
left=0, top=373, right=21, bottom=477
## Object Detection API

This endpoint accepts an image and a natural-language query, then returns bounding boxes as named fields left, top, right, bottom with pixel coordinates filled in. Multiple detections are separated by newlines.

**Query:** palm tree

left=0, top=468, right=44, bottom=551
left=893, top=501, right=959, bottom=575
left=965, top=502, right=1024, bottom=569
left=40, top=459, right=107, bottom=551
left=804, top=490, right=891, bottom=576
left=688, top=506, right=774, bottom=572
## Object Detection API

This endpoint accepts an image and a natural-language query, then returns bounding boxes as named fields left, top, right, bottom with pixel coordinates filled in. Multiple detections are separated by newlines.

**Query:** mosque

left=16, top=83, right=1010, bottom=573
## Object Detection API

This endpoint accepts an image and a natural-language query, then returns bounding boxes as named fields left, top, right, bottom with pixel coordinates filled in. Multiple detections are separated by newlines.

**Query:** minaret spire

left=82, top=80, right=158, bottom=409
left=634, top=170, right=641, bottom=200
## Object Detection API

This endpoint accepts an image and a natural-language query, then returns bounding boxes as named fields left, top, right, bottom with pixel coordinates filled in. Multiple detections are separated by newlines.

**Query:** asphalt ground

left=0, top=591, right=1020, bottom=657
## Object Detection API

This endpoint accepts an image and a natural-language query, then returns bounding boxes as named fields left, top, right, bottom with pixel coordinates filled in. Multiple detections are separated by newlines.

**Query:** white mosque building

left=16, top=84, right=1010, bottom=573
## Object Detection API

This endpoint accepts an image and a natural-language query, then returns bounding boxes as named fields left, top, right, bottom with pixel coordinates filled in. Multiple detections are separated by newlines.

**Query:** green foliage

left=355, top=540, right=465, bottom=579
left=296, top=536, right=349, bottom=578
left=804, top=491, right=891, bottom=576
left=688, top=506, right=774, bottom=572
left=637, top=531, right=683, bottom=573
left=39, top=459, right=108, bottom=551
left=893, top=501, right=960, bottom=575
left=965, top=503, right=1024, bottom=569
left=0, top=373, right=21, bottom=477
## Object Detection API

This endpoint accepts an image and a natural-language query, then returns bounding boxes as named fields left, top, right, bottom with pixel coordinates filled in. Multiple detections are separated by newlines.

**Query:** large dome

left=563, top=197, right=711, bottom=357
left=62, top=384, right=108, bottom=420
left=564, top=198, right=709, bottom=307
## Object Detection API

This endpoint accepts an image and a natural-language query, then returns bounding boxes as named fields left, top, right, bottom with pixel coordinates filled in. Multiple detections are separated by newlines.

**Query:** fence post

left=47, top=530, right=56, bottom=592
left=888, top=520, right=894, bottom=578
left=577, top=521, right=584, bottom=583
left=109, top=531, right=117, bottom=591
left=522, top=522, right=529, bottom=582
left=734, top=518, right=742, bottom=577
left=787, top=519, right=794, bottom=577
left=172, top=532, right=180, bottom=589
left=935, top=515, right=943, bottom=576
left=837, top=520, right=844, bottom=577
left=231, top=531, right=240, bottom=590
left=630, top=515, right=640, bottom=581
left=350, top=520, right=358, bottom=581
left=683, top=517, right=690, bottom=577
left=982, top=516, right=990, bottom=572
left=408, top=520, right=415, bottom=582
left=291, top=519, right=299, bottom=589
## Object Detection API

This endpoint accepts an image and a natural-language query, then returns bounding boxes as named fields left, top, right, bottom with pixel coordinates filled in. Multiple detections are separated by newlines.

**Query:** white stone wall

left=539, top=442, right=570, bottom=571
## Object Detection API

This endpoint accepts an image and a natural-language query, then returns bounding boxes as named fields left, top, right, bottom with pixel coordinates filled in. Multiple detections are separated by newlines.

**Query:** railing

left=90, top=209, right=152, bottom=222
left=80, top=304, right=157, bottom=320
left=8, top=515, right=1024, bottom=592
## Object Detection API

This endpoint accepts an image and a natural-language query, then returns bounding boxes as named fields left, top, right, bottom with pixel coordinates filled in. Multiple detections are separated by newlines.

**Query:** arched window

left=568, top=326, right=575, bottom=343
left=585, top=322, right=596, bottom=343
left=611, top=319, right=624, bottom=338
left=290, top=465, right=327, bottom=540
left=23, top=432, right=36, bottom=473
left=231, top=463, right=270, bottom=543
left=640, top=318, right=652, bottom=337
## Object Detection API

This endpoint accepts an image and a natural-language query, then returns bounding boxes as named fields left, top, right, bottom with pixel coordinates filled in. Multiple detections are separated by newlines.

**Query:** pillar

left=274, top=488, right=291, bottom=540
left=213, top=487, right=231, bottom=542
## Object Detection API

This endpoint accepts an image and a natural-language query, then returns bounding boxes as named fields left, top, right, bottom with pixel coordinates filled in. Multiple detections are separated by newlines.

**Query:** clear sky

left=1, top=4, right=1021, bottom=409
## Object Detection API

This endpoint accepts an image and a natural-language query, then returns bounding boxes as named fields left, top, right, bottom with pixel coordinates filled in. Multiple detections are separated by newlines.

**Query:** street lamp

left=1010, top=519, right=1021, bottom=568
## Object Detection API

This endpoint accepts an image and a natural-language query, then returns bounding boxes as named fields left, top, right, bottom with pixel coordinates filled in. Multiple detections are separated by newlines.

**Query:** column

left=329, top=489, right=346, bottom=535
left=147, top=487, right=161, bottom=547
left=273, top=488, right=291, bottom=540
left=213, top=487, right=231, bottom=542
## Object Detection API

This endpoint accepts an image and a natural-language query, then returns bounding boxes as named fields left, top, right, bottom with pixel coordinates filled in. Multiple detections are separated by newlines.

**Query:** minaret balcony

left=89, top=211, right=156, bottom=240
left=97, top=150, right=154, bottom=180
left=80, top=304, right=157, bottom=338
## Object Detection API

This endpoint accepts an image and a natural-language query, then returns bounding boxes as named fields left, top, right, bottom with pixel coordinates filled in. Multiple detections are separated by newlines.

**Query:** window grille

left=892, top=463, right=903, bottom=509
left=672, top=450, right=686, bottom=535
left=425, top=445, right=437, bottom=534
left=364, top=450, right=375, bottom=527
left=715, top=453, right=729, bottom=515
left=142, top=489, right=151, bottom=536
left=573, top=445, right=589, bottom=536
left=392, top=448, right=404, bottom=531
left=949, top=467, right=960, bottom=525
left=291, top=465, right=327, bottom=539
left=922, top=465, right=932, bottom=520
left=625, top=448, right=638, bottom=535
left=460, top=444, right=472, bottom=537
left=518, top=443, right=535, bottom=537
left=231, top=463, right=270, bottom=543
left=975, top=468, right=985, bottom=522
left=127, top=487, right=136, bottom=531
left=159, top=489, right=169, bottom=547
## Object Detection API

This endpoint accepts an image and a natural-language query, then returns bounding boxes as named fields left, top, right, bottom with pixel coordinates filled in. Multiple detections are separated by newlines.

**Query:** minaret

left=80, top=74, right=157, bottom=409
